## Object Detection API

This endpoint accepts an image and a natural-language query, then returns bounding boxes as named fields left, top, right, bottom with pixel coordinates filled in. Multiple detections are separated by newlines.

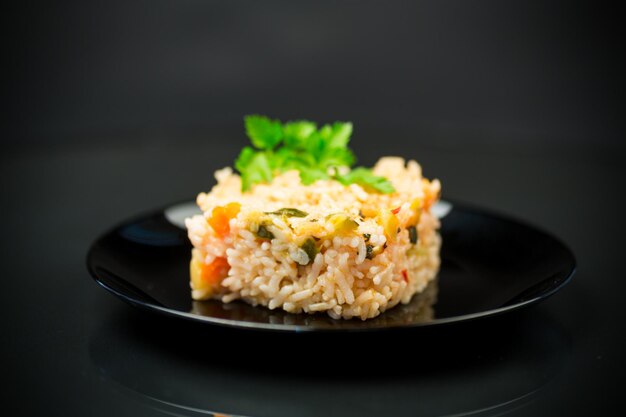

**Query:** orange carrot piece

left=208, top=202, right=241, bottom=237
left=201, top=257, right=230, bottom=285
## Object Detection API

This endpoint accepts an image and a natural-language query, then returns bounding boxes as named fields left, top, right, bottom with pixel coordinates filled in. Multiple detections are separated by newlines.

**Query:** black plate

left=87, top=200, right=575, bottom=332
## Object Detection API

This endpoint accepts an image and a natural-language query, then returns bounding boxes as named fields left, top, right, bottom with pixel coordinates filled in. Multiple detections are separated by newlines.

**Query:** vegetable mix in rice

left=185, top=116, right=441, bottom=320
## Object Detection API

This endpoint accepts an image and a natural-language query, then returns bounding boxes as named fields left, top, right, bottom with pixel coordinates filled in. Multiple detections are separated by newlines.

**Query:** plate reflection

left=89, top=302, right=570, bottom=417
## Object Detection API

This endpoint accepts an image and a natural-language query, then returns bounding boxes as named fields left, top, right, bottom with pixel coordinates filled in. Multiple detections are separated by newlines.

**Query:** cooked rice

left=185, top=157, right=441, bottom=320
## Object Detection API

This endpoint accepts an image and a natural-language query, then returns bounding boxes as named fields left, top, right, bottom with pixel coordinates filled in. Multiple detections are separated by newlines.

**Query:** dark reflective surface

left=89, top=306, right=571, bottom=417
left=87, top=202, right=575, bottom=331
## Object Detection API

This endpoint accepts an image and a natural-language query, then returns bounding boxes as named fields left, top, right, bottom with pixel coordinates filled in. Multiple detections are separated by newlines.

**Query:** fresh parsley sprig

left=234, top=115, right=395, bottom=193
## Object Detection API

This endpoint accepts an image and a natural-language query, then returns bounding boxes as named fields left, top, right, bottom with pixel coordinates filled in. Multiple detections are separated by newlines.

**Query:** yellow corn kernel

left=190, top=256, right=208, bottom=292
left=295, top=221, right=324, bottom=238
left=360, top=206, right=378, bottom=218
left=378, top=209, right=399, bottom=242
left=407, top=198, right=423, bottom=226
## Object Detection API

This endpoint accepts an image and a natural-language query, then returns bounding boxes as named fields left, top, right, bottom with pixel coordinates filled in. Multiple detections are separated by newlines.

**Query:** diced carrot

left=208, top=202, right=241, bottom=237
left=421, top=180, right=439, bottom=210
left=391, top=206, right=401, bottom=215
left=424, top=195, right=434, bottom=210
left=225, top=202, right=241, bottom=215
left=401, top=269, right=408, bottom=283
left=200, top=257, right=230, bottom=285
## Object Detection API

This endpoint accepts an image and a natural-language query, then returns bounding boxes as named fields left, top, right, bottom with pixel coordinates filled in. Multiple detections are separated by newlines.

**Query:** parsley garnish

left=234, top=115, right=395, bottom=193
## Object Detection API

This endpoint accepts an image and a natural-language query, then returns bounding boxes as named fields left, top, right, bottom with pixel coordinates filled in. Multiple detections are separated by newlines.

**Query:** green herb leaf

left=337, top=167, right=395, bottom=194
left=327, top=122, right=353, bottom=149
left=272, top=147, right=316, bottom=171
left=233, top=115, right=395, bottom=193
left=283, top=121, right=316, bottom=149
left=240, top=152, right=273, bottom=191
left=304, top=132, right=326, bottom=161
left=235, top=146, right=255, bottom=172
left=245, top=115, right=283, bottom=149
left=298, top=166, right=329, bottom=185
left=318, top=147, right=355, bottom=170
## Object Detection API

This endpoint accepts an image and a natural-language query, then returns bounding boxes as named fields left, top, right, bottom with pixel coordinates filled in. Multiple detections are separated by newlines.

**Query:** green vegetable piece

left=245, top=115, right=283, bottom=149
left=327, top=214, right=358, bottom=235
left=408, top=225, right=418, bottom=244
left=363, top=233, right=371, bottom=242
left=300, top=238, right=318, bottom=265
left=255, top=224, right=274, bottom=240
left=365, top=244, right=375, bottom=260
left=344, top=219, right=359, bottom=231
left=266, top=208, right=309, bottom=217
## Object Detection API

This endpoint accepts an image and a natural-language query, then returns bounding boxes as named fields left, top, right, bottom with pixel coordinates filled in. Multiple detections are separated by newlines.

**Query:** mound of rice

left=185, top=157, right=441, bottom=320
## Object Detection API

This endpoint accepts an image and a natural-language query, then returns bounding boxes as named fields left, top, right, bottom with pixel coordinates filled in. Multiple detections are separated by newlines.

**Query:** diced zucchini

left=265, top=208, right=309, bottom=217
left=407, top=225, right=418, bottom=244
left=300, top=238, right=318, bottom=265
left=255, top=223, right=275, bottom=239
left=327, top=214, right=359, bottom=235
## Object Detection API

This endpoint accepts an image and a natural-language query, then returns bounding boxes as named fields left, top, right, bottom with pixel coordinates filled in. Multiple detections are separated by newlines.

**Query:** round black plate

left=87, top=200, right=575, bottom=331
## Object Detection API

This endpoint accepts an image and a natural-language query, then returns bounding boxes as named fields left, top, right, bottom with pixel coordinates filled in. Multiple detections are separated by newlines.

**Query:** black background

left=7, top=0, right=623, bottom=149
left=3, top=1, right=625, bottom=416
